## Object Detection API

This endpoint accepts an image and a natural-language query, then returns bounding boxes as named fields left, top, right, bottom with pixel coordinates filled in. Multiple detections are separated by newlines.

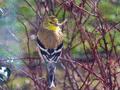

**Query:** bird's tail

left=47, top=62, right=56, bottom=88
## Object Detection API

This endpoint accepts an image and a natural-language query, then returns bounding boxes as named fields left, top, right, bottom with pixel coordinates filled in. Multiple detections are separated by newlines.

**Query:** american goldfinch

left=31, top=16, right=66, bottom=88
left=0, top=66, right=11, bottom=85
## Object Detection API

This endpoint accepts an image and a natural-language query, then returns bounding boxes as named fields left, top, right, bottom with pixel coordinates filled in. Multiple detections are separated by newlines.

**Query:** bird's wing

left=36, top=38, right=63, bottom=63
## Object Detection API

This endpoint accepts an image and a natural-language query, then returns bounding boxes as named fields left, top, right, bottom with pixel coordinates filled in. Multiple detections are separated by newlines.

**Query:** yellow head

left=43, top=16, right=61, bottom=31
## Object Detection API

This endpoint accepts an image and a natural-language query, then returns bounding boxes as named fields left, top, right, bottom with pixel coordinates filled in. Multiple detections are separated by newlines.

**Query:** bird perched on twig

left=30, top=15, right=66, bottom=88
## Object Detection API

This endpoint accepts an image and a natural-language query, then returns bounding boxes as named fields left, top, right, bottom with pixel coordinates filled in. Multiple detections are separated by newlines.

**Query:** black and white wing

left=36, top=38, right=63, bottom=63
left=0, top=66, right=11, bottom=84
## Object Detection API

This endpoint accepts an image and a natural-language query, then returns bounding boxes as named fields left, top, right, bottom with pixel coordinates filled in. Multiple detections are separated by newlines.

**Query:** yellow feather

left=37, top=16, right=64, bottom=48
left=47, top=25, right=61, bottom=31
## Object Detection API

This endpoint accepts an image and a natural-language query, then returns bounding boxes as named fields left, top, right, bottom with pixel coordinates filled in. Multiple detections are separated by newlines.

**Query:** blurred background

left=0, top=0, right=120, bottom=90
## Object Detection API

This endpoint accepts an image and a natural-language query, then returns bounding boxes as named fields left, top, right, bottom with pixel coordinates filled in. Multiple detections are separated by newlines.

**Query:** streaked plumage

left=37, top=37, right=63, bottom=63
left=36, top=16, right=64, bottom=88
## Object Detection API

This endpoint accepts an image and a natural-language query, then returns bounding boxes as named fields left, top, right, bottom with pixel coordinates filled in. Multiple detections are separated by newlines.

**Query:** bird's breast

left=37, top=30, right=63, bottom=49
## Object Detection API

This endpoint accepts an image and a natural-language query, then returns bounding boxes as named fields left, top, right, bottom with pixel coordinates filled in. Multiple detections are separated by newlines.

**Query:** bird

left=0, top=66, right=11, bottom=85
left=30, top=15, right=66, bottom=88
